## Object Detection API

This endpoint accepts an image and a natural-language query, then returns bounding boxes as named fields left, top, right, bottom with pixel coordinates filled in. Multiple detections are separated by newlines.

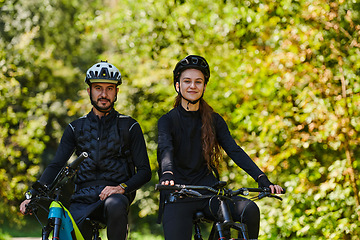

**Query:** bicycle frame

left=42, top=200, right=84, bottom=240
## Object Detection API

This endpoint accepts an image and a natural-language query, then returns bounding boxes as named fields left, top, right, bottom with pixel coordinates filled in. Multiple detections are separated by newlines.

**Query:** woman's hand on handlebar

left=257, top=174, right=284, bottom=194
left=20, top=199, right=32, bottom=215
left=269, top=184, right=284, bottom=194
left=160, top=171, right=175, bottom=186
left=161, top=179, right=175, bottom=186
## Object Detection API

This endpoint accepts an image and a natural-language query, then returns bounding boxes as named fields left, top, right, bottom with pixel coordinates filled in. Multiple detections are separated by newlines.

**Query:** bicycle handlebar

left=155, top=183, right=286, bottom=198
left=26, top=152, right=89, bottom=200
left=47, top=152, right=89, bottom=193
left=68, top=152, right=89, bottom=169
left=155, top=184, right=213, bottom=192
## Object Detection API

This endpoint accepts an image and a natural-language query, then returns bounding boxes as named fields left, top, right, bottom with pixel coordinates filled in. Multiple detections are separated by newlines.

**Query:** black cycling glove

left=257, top=174, right=274, bottom=188
left=159, top=172, right=174, bottom=184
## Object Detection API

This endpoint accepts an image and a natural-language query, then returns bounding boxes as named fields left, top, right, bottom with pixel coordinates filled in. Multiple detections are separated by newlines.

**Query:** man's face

left=88, top=82, right=118, bottom=112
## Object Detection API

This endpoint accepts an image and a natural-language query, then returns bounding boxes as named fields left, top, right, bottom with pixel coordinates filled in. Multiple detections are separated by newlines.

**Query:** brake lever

left=24, top=200, right=38, bottom=215
left=269, top=195, right=283, bottom=201
left=258, top=191, right=283, bottom=201
left=172, top=189, right=202, bottom=198
left=181, top=189, right=202, bottom=197
left=258, top=191, right=271, bottom=199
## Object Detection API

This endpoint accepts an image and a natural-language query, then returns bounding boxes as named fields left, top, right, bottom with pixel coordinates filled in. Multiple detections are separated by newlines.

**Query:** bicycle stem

left=219, top=199, right=232, bottom=223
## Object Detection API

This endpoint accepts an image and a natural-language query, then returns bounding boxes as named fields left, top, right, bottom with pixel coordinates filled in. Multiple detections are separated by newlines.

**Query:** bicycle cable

left=208, top=195, right=237, bottom=221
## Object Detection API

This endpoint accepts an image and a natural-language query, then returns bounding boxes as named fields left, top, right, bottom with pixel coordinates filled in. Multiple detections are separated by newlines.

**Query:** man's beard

left=92, top=97, right=115, bottom=113
left=95, top=97, right=112, bottom=110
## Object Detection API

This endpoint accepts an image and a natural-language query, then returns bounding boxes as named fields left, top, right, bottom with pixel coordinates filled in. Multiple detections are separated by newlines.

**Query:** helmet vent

left=101, top=69, right=107, bottom=77
left=191, top=57, right=198, bottom=64
left=85, top=61, right=122, bottom=85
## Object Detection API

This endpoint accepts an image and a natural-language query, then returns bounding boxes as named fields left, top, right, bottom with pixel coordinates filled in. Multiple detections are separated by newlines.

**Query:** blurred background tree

left=1, top=0, right=359, bottom=239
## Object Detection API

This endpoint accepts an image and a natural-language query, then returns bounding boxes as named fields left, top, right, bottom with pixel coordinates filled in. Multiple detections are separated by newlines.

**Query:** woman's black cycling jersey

left=158, top=105, right=264, bottom=187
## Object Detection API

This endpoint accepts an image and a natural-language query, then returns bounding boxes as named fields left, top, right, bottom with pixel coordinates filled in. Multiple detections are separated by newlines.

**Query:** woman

left=157, top=55, right=283, bottom=240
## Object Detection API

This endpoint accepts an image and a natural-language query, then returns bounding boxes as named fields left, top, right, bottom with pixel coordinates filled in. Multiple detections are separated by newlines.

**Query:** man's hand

left=99, top=185, right=125, bottom=201
left=20, top=199, right=31, bottom=215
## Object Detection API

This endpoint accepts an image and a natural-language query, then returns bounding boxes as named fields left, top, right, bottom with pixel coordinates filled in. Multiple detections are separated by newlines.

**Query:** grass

left=1, top=216, right=163, bottom=240
left=1, top=215, right=43, bottom=238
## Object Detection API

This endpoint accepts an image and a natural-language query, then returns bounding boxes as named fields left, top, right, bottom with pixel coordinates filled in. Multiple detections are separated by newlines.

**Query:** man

left=20, top=61, right=152, bottom=240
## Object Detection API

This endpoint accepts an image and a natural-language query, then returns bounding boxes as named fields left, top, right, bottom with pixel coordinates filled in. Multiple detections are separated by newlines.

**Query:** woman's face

left=176, top=68, right=206, bottom=103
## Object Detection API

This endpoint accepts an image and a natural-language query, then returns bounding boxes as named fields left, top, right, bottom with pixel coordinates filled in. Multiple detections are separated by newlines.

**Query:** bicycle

left=155, top=181, right=285, bottom=240
left=24, top=152, right=106, bottom=240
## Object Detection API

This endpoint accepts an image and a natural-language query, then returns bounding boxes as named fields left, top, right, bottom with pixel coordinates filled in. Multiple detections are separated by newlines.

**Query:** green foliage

left=0, top=0, right=101, bottom=227
left=1, top=0, right=360, bottom=239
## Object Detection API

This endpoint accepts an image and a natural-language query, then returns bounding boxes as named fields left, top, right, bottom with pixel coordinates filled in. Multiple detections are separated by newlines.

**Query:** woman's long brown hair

left=174, top=95, right=222, bottom=171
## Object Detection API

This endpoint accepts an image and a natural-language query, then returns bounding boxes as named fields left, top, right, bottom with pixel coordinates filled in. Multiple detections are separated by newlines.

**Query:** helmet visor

left=88, top=79, right=119, bottom=85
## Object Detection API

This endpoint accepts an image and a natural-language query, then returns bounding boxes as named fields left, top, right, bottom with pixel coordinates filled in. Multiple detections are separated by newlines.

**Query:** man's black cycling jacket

left=39, top=109, right=151, bottom=204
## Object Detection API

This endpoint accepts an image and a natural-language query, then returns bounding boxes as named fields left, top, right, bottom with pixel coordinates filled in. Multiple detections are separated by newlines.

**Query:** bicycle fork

left=216, top=199, right=249, bottom=240
left=41, top=217, right=61, bottom=240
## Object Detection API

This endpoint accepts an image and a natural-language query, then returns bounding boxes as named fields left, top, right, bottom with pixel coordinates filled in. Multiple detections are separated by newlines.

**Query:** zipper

left=96, top=118, right=102, bottom=182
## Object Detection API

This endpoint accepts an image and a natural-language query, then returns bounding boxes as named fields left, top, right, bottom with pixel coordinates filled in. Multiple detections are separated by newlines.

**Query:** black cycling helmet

left=173, top=55, right=210, bottom=89
left=85, top=60, right=122, bottom=86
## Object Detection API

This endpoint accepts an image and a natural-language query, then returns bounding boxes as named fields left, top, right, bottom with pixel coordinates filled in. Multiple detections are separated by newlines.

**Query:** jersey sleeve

left=157, top=113, right=175, bottom=175
left=122, top=118, right=152, bottom=193
left=39, top=123, right=77, bottom=185
left=214, top=113, right=264, bottom=180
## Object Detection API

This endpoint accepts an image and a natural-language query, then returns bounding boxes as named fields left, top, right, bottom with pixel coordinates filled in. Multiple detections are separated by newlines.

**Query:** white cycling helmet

left=85, top=60, right=122, bottom=86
